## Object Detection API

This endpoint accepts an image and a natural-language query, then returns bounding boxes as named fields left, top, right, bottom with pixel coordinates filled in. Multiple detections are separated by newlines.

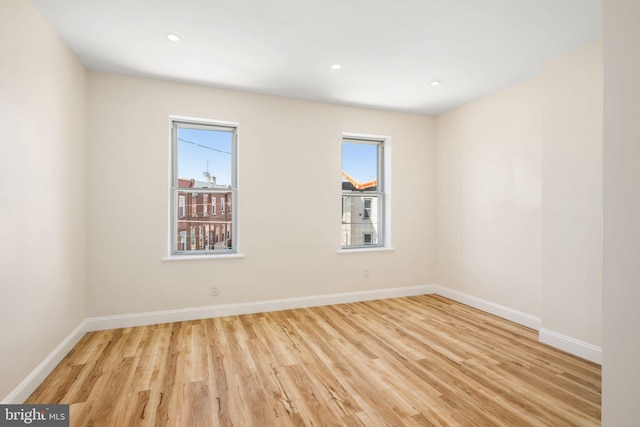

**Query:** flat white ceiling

left=31, top=0, right=602, bottom=115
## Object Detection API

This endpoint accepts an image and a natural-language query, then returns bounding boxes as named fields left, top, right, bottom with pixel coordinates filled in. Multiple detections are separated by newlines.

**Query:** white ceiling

left=32, top=0, right=602, bottom=115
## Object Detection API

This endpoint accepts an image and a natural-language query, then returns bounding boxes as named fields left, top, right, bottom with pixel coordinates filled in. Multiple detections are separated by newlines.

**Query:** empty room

left=1, top=0, right=638, bottom=425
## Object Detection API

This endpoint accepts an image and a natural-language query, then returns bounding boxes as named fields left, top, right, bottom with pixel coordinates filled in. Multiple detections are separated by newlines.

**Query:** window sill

left=337, top=246, right=395, bottom=254
left=162, top=253, right=245, bottom=261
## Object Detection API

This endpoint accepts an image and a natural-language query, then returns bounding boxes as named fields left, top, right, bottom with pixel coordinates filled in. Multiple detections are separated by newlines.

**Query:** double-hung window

left=170, top=117, right=237, bottom=256
left=341, top=136, right=385, bottom=248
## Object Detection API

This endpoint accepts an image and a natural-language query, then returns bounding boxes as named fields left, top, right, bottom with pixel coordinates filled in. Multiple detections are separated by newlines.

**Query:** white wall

left=87, top=72, right=436, bottom=317
left=541, top=43, right=603, bottom=347
left=436, top=73, right=543, bottom=318
left=0, top=0, right=609, bottom=404
left=602, top=0, right=640, bottom=424
left=436, top=43, right=603, bottom=351
left=0, top=0, right=87, bottom=401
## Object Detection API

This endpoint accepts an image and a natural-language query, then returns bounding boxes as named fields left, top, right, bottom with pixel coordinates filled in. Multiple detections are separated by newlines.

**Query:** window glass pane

left=172, top=119, right=237, bottom=256
left=175, top=190, right=234, bottom=253
left=341, top=195, right=380, bottom=246
left=341, top=142, right=378, bottom=191
left=177, top=127, right=233, bottom=188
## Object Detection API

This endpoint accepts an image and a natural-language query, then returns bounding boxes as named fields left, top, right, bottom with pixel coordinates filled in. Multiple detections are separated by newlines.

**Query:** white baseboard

left=6, top=282, right=602, bottom=402
left=433, top=285, right=542, bottom=330
left=433, top=285, right=601, bottom=364
left=539, top=328, right=602, bottom=364
left=4, top=284, right=436, bottom=402
left=85, top=284, right=438, bottom=331
left=2, top=320, right=88, bottom=404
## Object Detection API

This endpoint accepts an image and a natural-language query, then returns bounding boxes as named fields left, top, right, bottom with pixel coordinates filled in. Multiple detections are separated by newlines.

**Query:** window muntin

left=171, top=118, right=237, bottom=255
left=341, top=137, right=384, bottom=249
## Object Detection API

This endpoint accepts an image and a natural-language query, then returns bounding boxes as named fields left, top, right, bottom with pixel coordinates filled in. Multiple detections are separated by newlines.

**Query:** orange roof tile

left=341, top=171, right=377, bottom=190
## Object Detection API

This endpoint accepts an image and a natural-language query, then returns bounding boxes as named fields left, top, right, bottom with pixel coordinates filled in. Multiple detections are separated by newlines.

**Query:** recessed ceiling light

left=331, top=64, right=342, bottom=70
left=166, top=33, right=181, bottom=42
left=430, top=80, right=441, bottom=86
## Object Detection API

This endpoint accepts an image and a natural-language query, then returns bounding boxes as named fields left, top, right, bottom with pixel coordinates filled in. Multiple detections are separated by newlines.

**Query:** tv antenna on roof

left=203, top=171, right=216, bottom=184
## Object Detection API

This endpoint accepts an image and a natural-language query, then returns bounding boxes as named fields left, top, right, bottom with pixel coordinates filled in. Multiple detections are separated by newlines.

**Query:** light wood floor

left=26, top=295, right=601, bottom=426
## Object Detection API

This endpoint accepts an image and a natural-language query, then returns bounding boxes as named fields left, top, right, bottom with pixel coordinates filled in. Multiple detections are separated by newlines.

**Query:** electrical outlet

left=363, top=268, right=369, bottom=278
left=211, top=286, right=220, bottom=296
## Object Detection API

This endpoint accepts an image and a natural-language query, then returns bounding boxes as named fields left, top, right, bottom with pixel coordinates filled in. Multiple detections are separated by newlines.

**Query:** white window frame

left=212, top=196, right=217, bottom=215
left=166, top=116, right=240, bottom=259
left=340, top=132, right=393, bottom=252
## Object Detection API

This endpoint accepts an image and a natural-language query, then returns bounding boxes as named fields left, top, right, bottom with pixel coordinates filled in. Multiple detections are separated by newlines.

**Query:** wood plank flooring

left=26, top=295, right=601, bottom=426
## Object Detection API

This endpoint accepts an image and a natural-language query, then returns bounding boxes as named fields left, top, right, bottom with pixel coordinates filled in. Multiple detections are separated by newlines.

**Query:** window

left=171, top=117, right=237, bottom=255
left=341, top=135, right=386, bottom=249
left=179, top=231, right=187, bottom=251
left=363, top=198, right=372, bottom=219
left=178, top=195, right=185, bottom=218
left=363, top=232, right=373, bottom=245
